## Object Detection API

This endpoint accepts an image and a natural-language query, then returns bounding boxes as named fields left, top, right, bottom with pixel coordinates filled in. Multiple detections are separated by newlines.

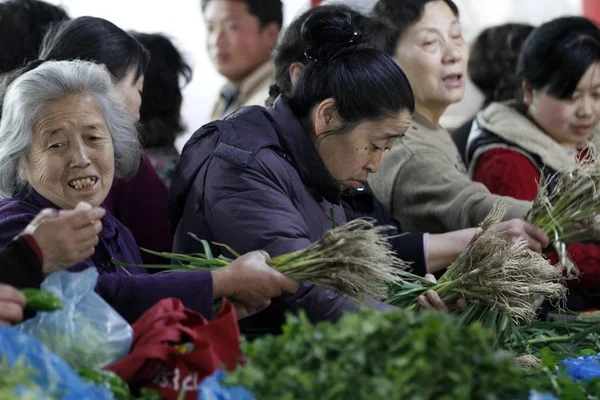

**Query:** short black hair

left=468, top=23, right=534, bottom=103
left=268, top=4, right=394, bottom=106
left=517, top=17, right=600, bottom=99
left=201, top=0, right=283, bottom=28
left=39, top=16, right=150, bottom=82
left=372, top=0, right=459, bottom=54
left=287, top=7, right=414, bottom=133
left=132, top=32, right=193, bottom=148
left=0, top=0, right=69, bottom=73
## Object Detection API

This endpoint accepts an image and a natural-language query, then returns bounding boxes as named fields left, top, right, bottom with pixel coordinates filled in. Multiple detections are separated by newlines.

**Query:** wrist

left=212, top=267, right=235, bottom=298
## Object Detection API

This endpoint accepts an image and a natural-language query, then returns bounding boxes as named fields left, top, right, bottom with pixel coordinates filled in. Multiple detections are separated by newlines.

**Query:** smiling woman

left=0, top=60, right=300, bottom=323
left=466, top=17, right=600, bottom=305
left=24, top=94, right=116, bottom=209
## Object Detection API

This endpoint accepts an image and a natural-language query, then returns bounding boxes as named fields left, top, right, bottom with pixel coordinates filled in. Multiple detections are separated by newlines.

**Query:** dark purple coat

left=0, top=190, right=214, bottom=323
left=104, top=153, right=174, bottom=265
left=169, top=96, right=391, bottom=335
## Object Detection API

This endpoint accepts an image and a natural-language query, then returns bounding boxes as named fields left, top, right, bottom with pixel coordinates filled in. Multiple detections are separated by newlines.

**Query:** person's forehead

left=205, top=0, right=252, bottom=21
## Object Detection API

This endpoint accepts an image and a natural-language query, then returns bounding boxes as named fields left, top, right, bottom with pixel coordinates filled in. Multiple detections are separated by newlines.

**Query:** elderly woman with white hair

left=0, top=60, right=299, bottom=322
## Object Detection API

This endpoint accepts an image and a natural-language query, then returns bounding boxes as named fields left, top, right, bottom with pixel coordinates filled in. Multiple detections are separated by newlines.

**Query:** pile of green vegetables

left=224, top=309, right=600, bottom=400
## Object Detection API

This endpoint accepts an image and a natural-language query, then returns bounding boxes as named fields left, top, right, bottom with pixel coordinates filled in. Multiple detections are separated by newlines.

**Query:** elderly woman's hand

left=0, top=284, right=25, bottom=325
left=212, top=251, right=299, bottom=320
left=488, top=219, right=549, bottom=252
left=25, top=202, right=106, bottom=274
left=418, top=274, right=467, bottom=311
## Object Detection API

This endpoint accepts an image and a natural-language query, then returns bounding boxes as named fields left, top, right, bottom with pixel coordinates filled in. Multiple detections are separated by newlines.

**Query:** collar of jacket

left=474, top=101, right=600, bottom=171
left=267, top=96, right=341, bottom=204
left=14, top=188, right=118, bottom=241
left=236, top=60, right=274, bottom=102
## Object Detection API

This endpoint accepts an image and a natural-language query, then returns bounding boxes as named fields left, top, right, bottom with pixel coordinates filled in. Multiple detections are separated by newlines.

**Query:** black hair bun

left=302, top=9, right=363, bottom=63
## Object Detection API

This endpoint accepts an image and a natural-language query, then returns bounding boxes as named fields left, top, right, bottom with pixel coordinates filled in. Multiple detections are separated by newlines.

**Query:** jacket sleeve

left=104, top=154, right=174, bottom=265
left=0, top=237, right=44, bottom=289
left=95, top=270, right=214, bottom=323
left=389, top=147, right=531, bottom=232
left=472, top=148, right=541, bottom=201
left=203, top=152, right=384, bottom=325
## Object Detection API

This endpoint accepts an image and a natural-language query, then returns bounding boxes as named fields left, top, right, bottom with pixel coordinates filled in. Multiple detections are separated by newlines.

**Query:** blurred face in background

left=204, top=0, right=280, bottom=83
left=393, top=0, right=468, bottom=121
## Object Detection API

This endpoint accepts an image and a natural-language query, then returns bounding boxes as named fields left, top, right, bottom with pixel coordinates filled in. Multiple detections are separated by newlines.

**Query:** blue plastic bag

left=17, top=268, right=133, bottom=370
left=561, top=352, right=600, bottom=381
left=0, top=326, right=113, bottom=400
left=198, top=371, right=256, bottom=400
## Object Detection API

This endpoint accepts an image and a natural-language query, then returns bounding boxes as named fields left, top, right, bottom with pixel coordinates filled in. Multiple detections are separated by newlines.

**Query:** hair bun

left=302, top=9, right=363, bottom=63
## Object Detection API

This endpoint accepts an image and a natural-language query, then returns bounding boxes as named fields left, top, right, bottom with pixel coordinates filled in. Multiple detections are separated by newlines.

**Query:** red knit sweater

left=473, top=147, right=600, bottom=289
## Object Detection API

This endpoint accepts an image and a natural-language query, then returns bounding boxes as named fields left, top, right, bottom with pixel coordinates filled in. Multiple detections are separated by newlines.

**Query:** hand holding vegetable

left=21, top=288, right=62, bottom=312
left=488, top=219, right=549, bottom=253
left=212, top=250, right=299, bottom=319
left=0, top=284, right=25, bottom=325
left=417, top=274, right=467, bottom=311
left=25, top=202, right=106, bottom=274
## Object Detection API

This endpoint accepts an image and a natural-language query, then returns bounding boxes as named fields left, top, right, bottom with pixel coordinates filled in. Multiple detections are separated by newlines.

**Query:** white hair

left=0, top=60, right=141, bottom=197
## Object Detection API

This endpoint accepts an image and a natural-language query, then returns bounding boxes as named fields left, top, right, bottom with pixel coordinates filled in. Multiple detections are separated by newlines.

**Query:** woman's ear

left=289, top=62, right=304, bottom=85
left=522, top=82, right=534, bottom=106
left=313, top=98, right=341, bottom=139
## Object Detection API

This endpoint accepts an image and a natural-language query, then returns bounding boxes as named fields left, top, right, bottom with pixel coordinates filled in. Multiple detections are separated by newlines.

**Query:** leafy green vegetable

left=79, top=368, right=130, bottom=400
left=78, top=368, right=163, bottom=400
left=225, top=309, right=536, bottom=400
left=0, top=357, right=51, bottom=400
left=20, top=288, right=62, bottom=312
left=30, top=313, right=116, bottom=370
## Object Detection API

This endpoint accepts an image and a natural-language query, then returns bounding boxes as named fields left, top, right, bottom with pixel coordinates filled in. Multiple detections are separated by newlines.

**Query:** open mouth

left=68, top=176, right=98, bottom=190
left=443, top=73, right=463, bottom=84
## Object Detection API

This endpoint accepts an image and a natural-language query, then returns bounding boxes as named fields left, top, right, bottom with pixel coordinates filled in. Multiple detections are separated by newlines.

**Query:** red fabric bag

left=107, top=297, right=243, bottom=400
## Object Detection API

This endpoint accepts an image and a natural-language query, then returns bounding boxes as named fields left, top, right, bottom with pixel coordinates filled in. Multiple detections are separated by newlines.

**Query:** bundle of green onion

left=388, top=204, right=567, bottom=326
left=526, top=160, right=600, bottom=276
left=118, top=219, right=408, bottom=302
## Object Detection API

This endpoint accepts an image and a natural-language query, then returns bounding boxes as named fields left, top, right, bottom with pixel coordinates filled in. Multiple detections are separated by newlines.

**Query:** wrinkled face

left=205, top=0, right=278, bottom=82
left=394, top=0, right=468, bottom=112
left=315, top=109, right=413, bottom=190
left=527, top=63, right=600, bottom=149
left=114, top=67, right=144, bottom=121
left=25, top=93, right=115, bottom=209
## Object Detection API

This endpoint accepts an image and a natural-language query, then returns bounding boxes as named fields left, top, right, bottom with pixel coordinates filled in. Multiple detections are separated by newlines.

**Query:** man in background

left=202, top=0, right=282, bottom=120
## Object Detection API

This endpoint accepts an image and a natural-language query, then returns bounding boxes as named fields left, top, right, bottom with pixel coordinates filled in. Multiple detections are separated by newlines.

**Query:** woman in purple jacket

left=0, top=60, right=298, bottom=323
left=170, top=8, right=452, bottom=336
left=35, top=16, right=173, bottom=265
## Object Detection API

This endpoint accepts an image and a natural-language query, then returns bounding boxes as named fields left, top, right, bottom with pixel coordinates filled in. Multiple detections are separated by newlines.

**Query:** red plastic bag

left=107, top=297, right=242, bottom=400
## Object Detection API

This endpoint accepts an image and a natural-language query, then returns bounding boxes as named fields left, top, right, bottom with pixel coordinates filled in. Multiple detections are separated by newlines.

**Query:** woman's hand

left=212, top=251, right=299, bottom=319
left=418, top=274, right=467, bottom=311
left=0, top=284, right=25, bottom=325
left=25, top=202, right=106, bottom=274
left=488, top=219, right=549, bottom=252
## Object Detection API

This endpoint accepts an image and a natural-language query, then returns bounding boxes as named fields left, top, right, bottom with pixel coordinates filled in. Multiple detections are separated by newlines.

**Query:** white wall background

left=43, top=0, right=583, bottom=148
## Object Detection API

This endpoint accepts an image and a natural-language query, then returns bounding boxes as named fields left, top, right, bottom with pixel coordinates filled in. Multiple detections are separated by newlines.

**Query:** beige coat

left=368, top=113, right=531, bottom=233
left=210, top=60, right=274, bottom=121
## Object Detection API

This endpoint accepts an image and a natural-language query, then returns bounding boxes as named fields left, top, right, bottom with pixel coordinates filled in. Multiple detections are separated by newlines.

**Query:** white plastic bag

left=17, top=268, right=133, bottom=370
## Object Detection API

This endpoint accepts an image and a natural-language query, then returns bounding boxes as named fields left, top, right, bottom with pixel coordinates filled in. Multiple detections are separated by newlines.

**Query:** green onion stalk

left=388, top=204, right=567, bottom=329
left=502, top=319, right=600, bottom=360
left=526, top=160, right=600, bottom=278
left=116, top=219, right=409, bottom=303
